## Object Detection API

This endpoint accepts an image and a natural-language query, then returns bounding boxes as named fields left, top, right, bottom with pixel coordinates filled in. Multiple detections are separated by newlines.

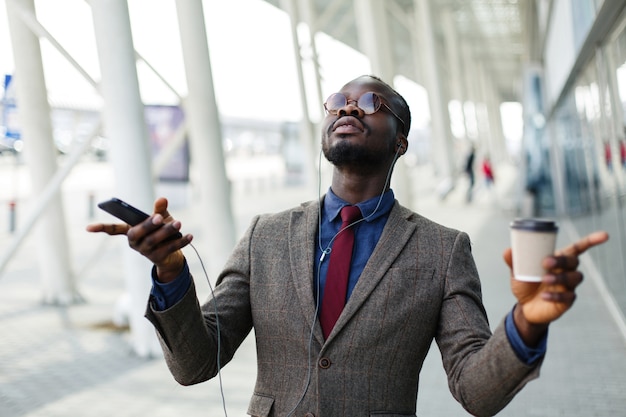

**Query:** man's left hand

left=503, top=230, right=609, bottom=345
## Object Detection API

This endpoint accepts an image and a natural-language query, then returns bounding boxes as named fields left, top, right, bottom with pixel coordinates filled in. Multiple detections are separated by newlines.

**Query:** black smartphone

left=97, top=197, right=182, bottom=239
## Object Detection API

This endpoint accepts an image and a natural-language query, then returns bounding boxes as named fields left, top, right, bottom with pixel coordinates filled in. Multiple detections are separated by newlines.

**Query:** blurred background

left=1, top=0, right=626, bottom=416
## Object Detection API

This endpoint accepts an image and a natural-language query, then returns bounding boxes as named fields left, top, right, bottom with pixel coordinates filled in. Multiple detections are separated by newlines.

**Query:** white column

left=462, top=41, right=480, bottom=141
left=476, top=61, right=506, bottom=162
left=354, top=0, right=411, bottom=205
left=354, top=0, right=393, bottom=78
left=175, top=0, right=236, bottom=274
left=413, top=0, right=456, bottom=182
left=485, top=75, right=506, bottom=161
left=441, top=7, right=466, bottom=139
left=91, top=0, right=159, bottom=357
left=301, top=0, right=325, bottom=116
left=475, top=62, right=492, bottom=154
left=280, top=0, right=318, bottom=191
left=5, top=0, right=78, bottom=304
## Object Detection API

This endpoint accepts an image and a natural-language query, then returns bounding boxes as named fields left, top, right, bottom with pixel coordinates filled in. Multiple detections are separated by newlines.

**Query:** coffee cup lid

left=510, top=218, right=558, bottom=232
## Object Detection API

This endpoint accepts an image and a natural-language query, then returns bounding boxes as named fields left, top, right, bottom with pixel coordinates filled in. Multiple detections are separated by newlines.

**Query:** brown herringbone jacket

left=146, top=199, right=541, bottom=417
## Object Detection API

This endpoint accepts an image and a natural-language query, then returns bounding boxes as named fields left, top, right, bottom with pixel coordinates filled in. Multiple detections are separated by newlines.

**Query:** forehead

left=339, top=77, right=394, bottom=100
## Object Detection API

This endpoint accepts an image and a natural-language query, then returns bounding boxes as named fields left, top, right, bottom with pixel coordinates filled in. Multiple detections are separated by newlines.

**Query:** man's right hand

left=86, top=197, right=193, bottom=283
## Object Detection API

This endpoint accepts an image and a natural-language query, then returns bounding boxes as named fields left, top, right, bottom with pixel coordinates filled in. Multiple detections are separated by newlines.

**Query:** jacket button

left=318, top=357, right=331, bottom=369
left=304, top=413, right=315, bottom=417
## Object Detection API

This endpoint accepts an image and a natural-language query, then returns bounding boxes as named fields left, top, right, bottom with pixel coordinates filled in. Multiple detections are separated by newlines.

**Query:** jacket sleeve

left=144, top=217, right=259, bottom=386
left=436, top=230, right=542, bottom=417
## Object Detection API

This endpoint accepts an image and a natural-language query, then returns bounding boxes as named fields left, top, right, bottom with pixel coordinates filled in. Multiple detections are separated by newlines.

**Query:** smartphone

left=97, top=197, right=182, bottom=239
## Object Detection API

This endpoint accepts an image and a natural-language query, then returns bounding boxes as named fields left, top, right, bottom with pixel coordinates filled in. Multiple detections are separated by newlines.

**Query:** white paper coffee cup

left=510, top=218, right=558, bottom=282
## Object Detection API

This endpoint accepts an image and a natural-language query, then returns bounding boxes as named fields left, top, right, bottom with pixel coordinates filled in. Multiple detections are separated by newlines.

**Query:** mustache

left=326, top=115, right=369, bottom=136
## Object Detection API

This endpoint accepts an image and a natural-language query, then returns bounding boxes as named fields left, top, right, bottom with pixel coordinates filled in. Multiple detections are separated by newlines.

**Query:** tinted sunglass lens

left=324, top=92, right=383, bottom=114
left=325, top=93, right=346, bottom=113
left=358, top=92, right=380, bottom=114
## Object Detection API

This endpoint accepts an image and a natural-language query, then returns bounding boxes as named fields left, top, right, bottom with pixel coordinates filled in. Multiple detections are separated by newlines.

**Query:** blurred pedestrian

left=464, top=144, right=476, bottom=202
left=482, top=155, right=495, bottom=187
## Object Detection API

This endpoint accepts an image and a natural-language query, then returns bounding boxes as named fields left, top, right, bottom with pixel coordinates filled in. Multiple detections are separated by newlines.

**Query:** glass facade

left=545, top=10, right=626, bottom=317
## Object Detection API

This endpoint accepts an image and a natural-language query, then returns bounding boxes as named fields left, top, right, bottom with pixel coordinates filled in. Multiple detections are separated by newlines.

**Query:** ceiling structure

left=265, top=0, right=540, bottom=104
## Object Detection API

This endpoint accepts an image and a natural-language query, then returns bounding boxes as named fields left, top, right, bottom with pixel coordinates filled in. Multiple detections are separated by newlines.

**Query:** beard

left=322, top=137, right=389, bottom=171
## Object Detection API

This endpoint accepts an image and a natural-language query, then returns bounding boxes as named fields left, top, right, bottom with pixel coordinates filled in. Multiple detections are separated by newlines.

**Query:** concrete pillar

left=461, top=42, right=480, bottom=141
left=301, top=0, right=325, bottom=117
left=413, top=0, right=456, bottom=182
left=441, top=7, right=466, bottom=139
left=90, top=0, right=159, bottom=357
left=475, top=61, right=492, bottom=154
left=485, top=74, right=506, bottom=161
left=5, top=0, right=79, bottom=304
left=175, top=0, right=236, bottom=274
left=476, top=61, right=506, bottom=162
left=354, top=0, right=412, bottom=205
left=280, top=0, right=318, bottom=191
left=354, top=0, right=393, bottom=78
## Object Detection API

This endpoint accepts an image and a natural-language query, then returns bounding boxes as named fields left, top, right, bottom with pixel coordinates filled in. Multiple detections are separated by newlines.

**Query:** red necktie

left=320, top=205, right=362, bottom=339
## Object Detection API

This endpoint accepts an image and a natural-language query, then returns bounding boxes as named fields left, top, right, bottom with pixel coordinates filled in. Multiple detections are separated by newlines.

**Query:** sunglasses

left=323, top=91, right=405, bottom=133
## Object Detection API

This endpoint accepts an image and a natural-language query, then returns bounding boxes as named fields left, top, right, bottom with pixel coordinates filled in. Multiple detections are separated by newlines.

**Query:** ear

left=395, top=134, right=408, bottom=155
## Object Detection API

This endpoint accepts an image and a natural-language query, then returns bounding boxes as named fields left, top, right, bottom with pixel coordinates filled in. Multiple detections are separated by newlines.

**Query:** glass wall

left=548, top=12, right=626, bottom=317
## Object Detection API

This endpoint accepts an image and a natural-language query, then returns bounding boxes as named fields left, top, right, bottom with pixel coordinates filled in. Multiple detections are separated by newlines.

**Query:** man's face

left=321, top=77, right=402, bottom=170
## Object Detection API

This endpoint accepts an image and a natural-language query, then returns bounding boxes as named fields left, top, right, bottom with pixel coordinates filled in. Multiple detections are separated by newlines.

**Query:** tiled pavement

left=1, top=159, right=625, bottom=416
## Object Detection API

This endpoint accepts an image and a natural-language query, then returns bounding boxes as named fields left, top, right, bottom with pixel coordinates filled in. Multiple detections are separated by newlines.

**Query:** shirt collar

left=324, top=188, right=395, bottom=223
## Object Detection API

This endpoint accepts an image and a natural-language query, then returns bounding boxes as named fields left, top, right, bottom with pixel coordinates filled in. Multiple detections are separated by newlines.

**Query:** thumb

left=502, top=247, right=513, bottom=269
left=153, top=197, right=171, bottom=218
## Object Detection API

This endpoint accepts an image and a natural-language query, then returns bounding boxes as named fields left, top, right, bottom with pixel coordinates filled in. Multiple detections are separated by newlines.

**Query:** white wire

left=285, top=146, right=402, bottom=415
left=188, top=242, right=228, bottom=417
left=190, top=146, right=403, bottom=416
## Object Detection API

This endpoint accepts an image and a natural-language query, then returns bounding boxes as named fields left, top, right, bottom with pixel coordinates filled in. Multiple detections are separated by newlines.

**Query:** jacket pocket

left=247, top=393, right=275, bottom=417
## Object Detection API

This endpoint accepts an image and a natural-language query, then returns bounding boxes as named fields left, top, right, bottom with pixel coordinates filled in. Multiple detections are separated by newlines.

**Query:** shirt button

left=318, top=357, right=331, bottom=369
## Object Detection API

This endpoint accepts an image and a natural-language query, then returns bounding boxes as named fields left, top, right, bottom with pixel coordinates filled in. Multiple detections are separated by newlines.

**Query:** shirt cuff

left=505, top=308, right=547, bottom=365
left=149, top=261, right=191, bottom=311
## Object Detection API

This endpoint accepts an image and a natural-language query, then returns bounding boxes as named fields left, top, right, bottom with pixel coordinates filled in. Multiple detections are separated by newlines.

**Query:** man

left=88, top=75, right=609, bottom=417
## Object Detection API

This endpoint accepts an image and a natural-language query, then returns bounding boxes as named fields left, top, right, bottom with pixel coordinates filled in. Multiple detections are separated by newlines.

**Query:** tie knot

left=340, top=205, right=362, bottom=223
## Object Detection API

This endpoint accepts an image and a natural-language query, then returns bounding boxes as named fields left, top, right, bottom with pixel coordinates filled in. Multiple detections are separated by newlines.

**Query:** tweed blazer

left=146, top=199, right=541, bottom=417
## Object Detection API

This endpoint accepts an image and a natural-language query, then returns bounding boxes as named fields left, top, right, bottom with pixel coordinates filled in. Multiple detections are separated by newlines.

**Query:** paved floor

left=1, top=159, right=625, bottom=416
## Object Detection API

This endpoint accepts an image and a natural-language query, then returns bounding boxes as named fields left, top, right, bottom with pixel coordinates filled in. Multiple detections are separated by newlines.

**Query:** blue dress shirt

left=149, top=189, right=547, bottom=364
left=314, top=188, right=395, bottom=307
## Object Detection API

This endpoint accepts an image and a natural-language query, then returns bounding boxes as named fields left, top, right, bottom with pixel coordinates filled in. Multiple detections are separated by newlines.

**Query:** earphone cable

left=288, top=144, right=402, bottom=414
left=189, top=242, right=228, bottom=417
left=317, top=145, right=402, bottom=254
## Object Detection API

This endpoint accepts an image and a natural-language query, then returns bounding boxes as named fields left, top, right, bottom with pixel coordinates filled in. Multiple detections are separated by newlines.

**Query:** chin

left=324, top=141, right=381, bottom=167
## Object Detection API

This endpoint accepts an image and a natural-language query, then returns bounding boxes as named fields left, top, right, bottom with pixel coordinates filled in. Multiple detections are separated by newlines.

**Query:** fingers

left=543, top=253, right=579, bottom=271
left=87, top=197, right=192, bottom=267
left=541, top=288, right=577, bottom=304
left=127, top=214, right=184, bottom=247
left=131, top=222, right=192, bottom=268
left=542, top=230, right=609, bottom=273
left=544, top=268, right=583, bottom=289
left=85, top=223, right=131, bottom=236
left=153, top=197, right=173, bottom=220
left=555, top=230, right=609, bottom=257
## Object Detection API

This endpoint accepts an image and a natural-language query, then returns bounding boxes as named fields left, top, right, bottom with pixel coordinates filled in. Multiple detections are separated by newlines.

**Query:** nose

left=338, top=100, right=364, bottom=118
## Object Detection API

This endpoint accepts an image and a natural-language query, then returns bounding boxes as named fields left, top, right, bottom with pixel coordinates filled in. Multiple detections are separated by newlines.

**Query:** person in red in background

left=605, top=141, right=613, bottom=171
left=482, top=155, right=495, bottom=187
left=620, top=139, right=626, bottom=169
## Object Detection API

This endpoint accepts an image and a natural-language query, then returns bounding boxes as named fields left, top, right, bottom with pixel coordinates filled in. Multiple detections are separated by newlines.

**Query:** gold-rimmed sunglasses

left=323, top=91, right=405, bottom=133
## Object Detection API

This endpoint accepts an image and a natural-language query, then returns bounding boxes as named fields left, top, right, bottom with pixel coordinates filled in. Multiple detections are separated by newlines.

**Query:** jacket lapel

left=288, top=199, right=325, bottom=344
